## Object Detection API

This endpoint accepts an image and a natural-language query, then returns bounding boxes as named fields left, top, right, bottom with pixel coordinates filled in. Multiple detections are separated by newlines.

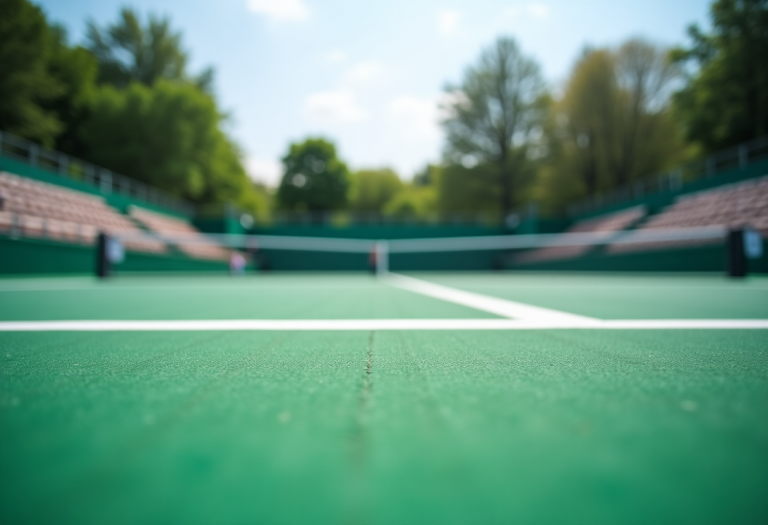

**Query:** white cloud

left=305, top=90, right=368, bottom=124
left=504, top=2, right=551, bottom=20
left=388, top=95, right=441, bottom=139
left=246, top=0, right=309, bottom=21
left=324, top=50, right=347, bottom=64
left=527, top=2, right=550, bottom=18
left=246, top=156, right=282, bottom=186
left=302, top=60, right=393, bottom=128
left=342, top=61, right=391, bottom=87
left=438, top=10, right=460, bottom=35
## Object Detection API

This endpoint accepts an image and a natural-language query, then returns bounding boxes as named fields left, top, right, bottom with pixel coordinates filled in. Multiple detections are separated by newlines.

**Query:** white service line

left=1, top=319, right=767, bottom=331
left=590, top=319, right=768, bottom=329
left=384, top=273, right=600, bottom=325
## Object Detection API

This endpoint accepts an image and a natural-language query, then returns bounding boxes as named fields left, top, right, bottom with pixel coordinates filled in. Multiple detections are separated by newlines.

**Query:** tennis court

left=1, top=272, right=767, bottom=524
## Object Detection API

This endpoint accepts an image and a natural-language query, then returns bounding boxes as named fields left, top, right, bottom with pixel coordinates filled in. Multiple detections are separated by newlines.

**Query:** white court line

left=384, top=273, right=600, bottom=325
left=0, top=284, right=379, bottom=292
left=1, top=319, right=767, bottom=331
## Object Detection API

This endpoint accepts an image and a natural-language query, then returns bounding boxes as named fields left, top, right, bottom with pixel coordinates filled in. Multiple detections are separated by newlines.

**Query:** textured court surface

left=1, top=273, right=767, bottom=524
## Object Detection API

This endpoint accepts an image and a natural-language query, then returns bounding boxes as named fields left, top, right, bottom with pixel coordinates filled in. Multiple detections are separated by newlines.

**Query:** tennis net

left=98, top=225, right=761, bottom=277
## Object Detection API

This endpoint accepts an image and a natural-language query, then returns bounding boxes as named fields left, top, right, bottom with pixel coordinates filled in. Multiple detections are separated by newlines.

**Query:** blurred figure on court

left=229, top=251, right=246, bottom=276
left=368, top=244, right=378, bottom=274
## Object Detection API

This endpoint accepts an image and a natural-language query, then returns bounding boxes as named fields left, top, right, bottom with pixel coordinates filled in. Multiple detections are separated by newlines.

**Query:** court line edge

left=383, top=273, right=601, bottom=324
left=1, top=319, right=767, bottom=331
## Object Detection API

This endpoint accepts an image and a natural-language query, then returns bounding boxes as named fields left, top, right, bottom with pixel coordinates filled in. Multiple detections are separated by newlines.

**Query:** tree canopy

left=541, top=40, right=686, bottom=210
left=85, top=7, right=213, bottom=91
left=441, top=37, right=548, bottom=215
left=42, top=26, right=99, bottom=156
left=0, top=2, right=264, bottom=216
left=78, top=80, right=262, bottom=213
left=672, top=0, right=768, bottom=151
left=276, top=138, right=350, bottom=213
left=348, top=168, right=403, bottom=213
left=0, top=0, right=63, bottom=145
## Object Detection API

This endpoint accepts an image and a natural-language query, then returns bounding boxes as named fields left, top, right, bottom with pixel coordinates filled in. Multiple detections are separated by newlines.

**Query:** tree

left=348, top=168, right=403, bottom=214
left=383, top=184, right=436, bottom=219
left=557, top=49, right=618, bottom=197
left=412, top=164, right=440, bottom=187
left=613, top=39, right=681, bottom=186
left=0, top=0, right=63, bottom=145
left=276, top=138, right=350, bottom=214
left=437, top=159, right=536, bottom=217
left=85, top=7, right=213, bottom=91
left=545, top=40, right=685, bottom=209
left=441, top=37, right=547, bottom=215
left=43, top=26, right=99, bottom=156
left=0, top=0, right=100, bottom=150
left=79, top=80, right=263, bottom=215
left=672, top=0, right=768, bottom=151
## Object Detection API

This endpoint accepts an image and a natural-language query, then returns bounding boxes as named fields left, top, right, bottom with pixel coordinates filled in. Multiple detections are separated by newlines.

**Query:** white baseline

left=2, top=275, right=765, bottom=331
left=0, top=319, right=767, bottom=331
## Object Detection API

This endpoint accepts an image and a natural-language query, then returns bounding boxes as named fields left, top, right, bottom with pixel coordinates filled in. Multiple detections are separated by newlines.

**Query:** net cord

left=111, top=226, right=727, bottom=254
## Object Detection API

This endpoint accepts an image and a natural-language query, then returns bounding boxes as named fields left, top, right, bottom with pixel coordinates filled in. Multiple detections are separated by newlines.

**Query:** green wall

left=0, top=236, right=230, bottom=275
left=257, top=248, right=503, bottom=272
left=2, top=234, right=764, bottom=275
left=251, top=224, right=509, bottom=240
left=249, top=225, right=510, bottom=271
left=0, top=235, right=93, bottom=274
left=505, top=242, right=768, bottom=274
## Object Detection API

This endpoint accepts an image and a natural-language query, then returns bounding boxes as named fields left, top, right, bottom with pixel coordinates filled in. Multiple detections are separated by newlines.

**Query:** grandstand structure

left=0, top=169, right=230, bottom=274
left=129, top=206, right=230, bottom=261
left=609, top=175, right=768, bottom=254
left=0, top=172, right=165, bottom=253
left=505, top=174, right=768, bottom=268
left=512, top=206, right=647, bottom=264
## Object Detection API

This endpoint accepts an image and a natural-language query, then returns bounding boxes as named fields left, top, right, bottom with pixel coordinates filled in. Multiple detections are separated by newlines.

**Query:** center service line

left=383, top=273, right=601, bottom=325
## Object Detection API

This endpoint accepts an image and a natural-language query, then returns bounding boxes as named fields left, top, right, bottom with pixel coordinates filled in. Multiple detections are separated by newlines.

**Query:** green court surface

left=0, top=275, right=497, bottom=321
left=1, top=273, right=767, bottom=524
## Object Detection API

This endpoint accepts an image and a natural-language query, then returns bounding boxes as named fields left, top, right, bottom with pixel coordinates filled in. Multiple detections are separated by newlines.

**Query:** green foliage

left=538, top=40, right=687, bottom=213
left=85, top=7, right=212, bottom=90
left=43, top=26, right=99, bottom=156
left=437, top=154, right=537, bottom=216
left=79, top=80, right=263, bottom=214
left=673, top=0, right=768, bottom=151
left=441, top=36, right=548, bottom=214
left=383, top=184, right=437, bottom=218
left=348, top=168, right=403, bottom=213
left=276, top=138, right=350, bottom=212
left=0, top=1, right=259, bottom=217
left=412, top=164, right=440, bottom=187
left=0, top=0, right=63, bottom=146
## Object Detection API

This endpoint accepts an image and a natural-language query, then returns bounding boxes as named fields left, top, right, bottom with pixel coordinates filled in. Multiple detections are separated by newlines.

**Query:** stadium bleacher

left=512, top=205, right=646, bottom=263
left=609, top=175, right=768, bottom=253
left=0, top=171, right=164, bottom=253
left=129, top=206, right=230, bottom=261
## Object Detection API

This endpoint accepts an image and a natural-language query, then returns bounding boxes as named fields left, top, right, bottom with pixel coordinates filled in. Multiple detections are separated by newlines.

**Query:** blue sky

left=37, top=0, right=710, bottom=186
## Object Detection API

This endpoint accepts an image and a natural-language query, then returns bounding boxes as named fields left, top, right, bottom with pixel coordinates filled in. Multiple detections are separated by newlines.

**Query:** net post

left=726, top=228, right=746, bottom=278
left=96, top=232, right=111, bottom=278
left=376, top=240, right=389, bottom=276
